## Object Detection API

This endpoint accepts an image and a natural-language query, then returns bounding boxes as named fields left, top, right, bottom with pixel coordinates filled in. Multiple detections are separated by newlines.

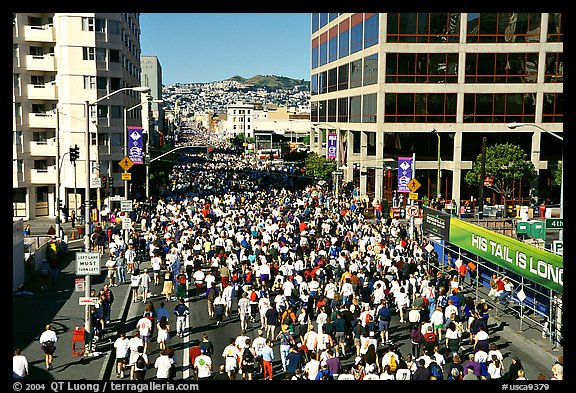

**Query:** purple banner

left=127, top=126, right=144, bottom=164
left=327, top=133, right=337, bottom=159
left=397, top=156, right=413, bottom=193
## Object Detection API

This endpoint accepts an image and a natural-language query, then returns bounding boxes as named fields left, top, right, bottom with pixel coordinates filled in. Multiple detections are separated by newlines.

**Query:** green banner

left=449, top=218, right=563, bottom=293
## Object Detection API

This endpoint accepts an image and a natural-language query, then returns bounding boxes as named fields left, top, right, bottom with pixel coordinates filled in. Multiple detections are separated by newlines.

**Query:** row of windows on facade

left=310, top=92, right=562, bottom=124
left=311, top=52, right=562, bottom=94
left=311, top=13, right=562, bottom=68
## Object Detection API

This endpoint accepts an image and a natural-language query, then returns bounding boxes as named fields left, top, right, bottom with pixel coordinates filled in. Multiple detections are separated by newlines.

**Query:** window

left=109, top=49, right=120, bottom=63
left=83, top=76, right=96, bottom=89
left=362, top=93, right=377, bottom=123
left=350, top=14, right=363, bottom=53
left=547, top=13, right=562, bottom=42
left=350, top=59, right=363, bottom=88
left=83, top=47, right=95, bottom=61
left=109, top=20, right=120, bottom=34
left=463, top=93, right=536, bottom=123
left=349, top=95, right=362, bottom=123
left=311, top=38, right=319, bottom=69
left=542, top=93, right=562, bottom=123
left=545, top=53, right=563, bottom=82
left=82, top=17, right=94, bottom=31
left=110, top=78, right=121, bottom=91
left=386, top=53, right=458, bottom=83
left=319, top=13, right=328, bottom=28
left=97, top=77, right=107, bottom=90
left=111, top=105, right=122, bottom=119
left=365, top=131, right=376, bottom=155
left=339, top=19, right=350, bottom=58
left=388, top=13, right=460, bottom=43
left=96, top=48, right=107, bottom=62
left=319, top=71, right=327, bottom=94
left=327, top=68, right=338, bottom=92
left=466, top=13, right=541, bottom=43
left=363, top=54, right=378, bottom=85
left=311, top=74, right=319, bottom=95
left=465, top=53, right=538, bottom=83
left=328, top=29, right=338, bottom=63
left=385, top=93, right=457, bottom=123
left=352, top=130, right=361, bottom=153
left=338, top=97, right=349, bottom=122
left=319, top=33, right=328, bottom=66
left=318, top=100, right=327, bottom=123
left=311, top=101, right=319, bottom=123
left=364, top=14, right=379, bottom=48
left=95, top=18, right=106, bottom=33
left=97, top=105, right=109, bottom=118
left=338, top=63, right=349, bottom=91
left=327, top=99, right=337, bottom=122
left=312, top=13, right=320, bottom=33
left=30, top=46, right=43, bottom=56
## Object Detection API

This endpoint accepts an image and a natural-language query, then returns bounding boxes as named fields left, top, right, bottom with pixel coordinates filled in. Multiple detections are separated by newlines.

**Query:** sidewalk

left=13, top=222, right=134, bottom=380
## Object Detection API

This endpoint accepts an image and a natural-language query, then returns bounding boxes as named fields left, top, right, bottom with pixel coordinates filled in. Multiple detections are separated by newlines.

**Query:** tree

left=464, top=143, right=536, bottom=203
left=304, top=152, right=336, bottom=179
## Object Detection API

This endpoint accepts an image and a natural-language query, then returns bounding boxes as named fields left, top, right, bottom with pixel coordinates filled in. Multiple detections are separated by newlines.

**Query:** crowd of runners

left=95, top=148, right=560, bottom=381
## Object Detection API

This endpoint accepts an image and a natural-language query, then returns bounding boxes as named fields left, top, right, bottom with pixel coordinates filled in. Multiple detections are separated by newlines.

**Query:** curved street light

left=82, top=86, right=149, bottom=353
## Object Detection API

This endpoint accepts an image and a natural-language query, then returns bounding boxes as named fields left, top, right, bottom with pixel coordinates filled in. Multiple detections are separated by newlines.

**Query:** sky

left=140, top=13, right=312, bottom=85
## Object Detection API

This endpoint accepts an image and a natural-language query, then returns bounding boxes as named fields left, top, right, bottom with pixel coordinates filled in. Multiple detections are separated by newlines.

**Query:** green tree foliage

left=464, top=143, right=536, bottom=201
left=304, top=152, right=336, bottom=179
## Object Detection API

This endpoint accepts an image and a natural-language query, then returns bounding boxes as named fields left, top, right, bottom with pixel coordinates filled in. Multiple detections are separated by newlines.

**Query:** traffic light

left=69, top=145, right=80, bottom=162
left=101, top=176, right=108, bottom=188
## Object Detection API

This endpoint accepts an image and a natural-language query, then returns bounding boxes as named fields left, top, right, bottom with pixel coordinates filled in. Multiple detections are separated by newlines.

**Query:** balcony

left=29, top=165, right=57, bottom=184
left=29, top=139, right=57, bottom=156
left=26, top=53, right=56, bottom=72
left=24, top=24, right=56, bottom=43
left=28, top=112, right=56, bottom=129
left=26, top=82, right=57, bottom=100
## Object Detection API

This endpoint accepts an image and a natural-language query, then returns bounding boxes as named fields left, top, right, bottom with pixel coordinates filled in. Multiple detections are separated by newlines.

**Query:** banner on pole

left=397, top=157, right=413, bottom=193
left=327, top=133, right=337, bottom=160
left=127, top=126, right=144, bottom=164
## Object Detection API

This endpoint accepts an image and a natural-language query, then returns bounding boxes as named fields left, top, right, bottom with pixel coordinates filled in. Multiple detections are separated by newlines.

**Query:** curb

left=98, top=281, right=134, bottom=379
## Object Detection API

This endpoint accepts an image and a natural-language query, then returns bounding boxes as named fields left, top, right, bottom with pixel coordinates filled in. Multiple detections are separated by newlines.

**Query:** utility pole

left=478, top=136, right=487, bottom=219
left=55, top=108, right=61, bottom=238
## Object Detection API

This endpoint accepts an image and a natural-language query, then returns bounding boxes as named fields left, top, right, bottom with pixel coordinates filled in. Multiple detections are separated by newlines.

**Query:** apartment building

left=13, top=13, right=147, bottom=220
left=310, top=13, right=563, bottom=207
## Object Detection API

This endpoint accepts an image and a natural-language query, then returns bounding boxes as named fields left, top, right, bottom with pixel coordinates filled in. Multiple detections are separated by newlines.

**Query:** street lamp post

left=83, top=86, right=149, bottom=353
left=431, top=128, right=441, bottom=200
left=507, top=122, right=563, bottom=242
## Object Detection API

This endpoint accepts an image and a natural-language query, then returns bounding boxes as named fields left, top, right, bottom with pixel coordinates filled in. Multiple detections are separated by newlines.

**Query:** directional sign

left=122, top=217, right=132, bottom=230
left=408, top=192, right=418, bottom=200
left=545, top=218, right=563, bottom=230
left=121, top=200, right=133, bottom=212
left=118, top=156, right=134, bottom=171
left=121, top=172, right=132, bottom=181
left=407, top=178, right=421, bottom=192
left=79, top=297, right=99, bottom=306
left=406, top=205, right=420, bottom=217
left=76, top=252, right=101, bottom=275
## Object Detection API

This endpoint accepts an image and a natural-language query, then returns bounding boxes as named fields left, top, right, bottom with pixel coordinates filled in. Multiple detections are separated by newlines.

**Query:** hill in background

left=228, top=74, right=309, bottom=90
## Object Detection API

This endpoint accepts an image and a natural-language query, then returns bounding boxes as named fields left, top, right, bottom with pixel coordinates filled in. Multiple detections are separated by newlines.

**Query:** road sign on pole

left=407, top=205, right=419, bottom=217
left=76, top=252, right=101, bottom=275
left=545, top=218, right=563, bottom=230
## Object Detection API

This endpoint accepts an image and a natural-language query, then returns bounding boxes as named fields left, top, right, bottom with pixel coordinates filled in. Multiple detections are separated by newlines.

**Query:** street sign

left=76, top=252, right=101, bottom=275
left=122, top=217, right=132, bottom=230
left=552, top=240, right=563, bottom=255
left=74, top=278, right=85, bottom=292
left=118, top=156, right=134, bottom=171
left=91, top=175, right=102, bottom=189
left=406, top=205, right=420, bottom=217
left=121, top=200, right=133, bottom=212
left=545, top=218, right=563, bottom=230
left=79, top=297, right=99, bottom=306
left=121, top=172, right=132, bottom=181
left=408, top=192, right=418, bottom=200
left=407, top=178, right=421, bottom=192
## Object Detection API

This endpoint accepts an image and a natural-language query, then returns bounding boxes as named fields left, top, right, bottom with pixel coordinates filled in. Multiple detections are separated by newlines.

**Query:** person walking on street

left=139, top=269, right=151, bottom=303
left=39, top=258, right=50, bottom=291
left=130, top=268, right=141, bottom=303
left=136, top=314, right=153, bottom=353
left=126, top=244, right=137, bottom=275
left=13, top=348, right=29, bottom=379
left=116, top=250, right=127, bottom=284
left=114, top=332, right=130, bottom=378
left=173, top=297, right=190, bottom=337
left=39, top=324, right=57, bottom=370
left=105, top=254, right=117, bottom=287
left=156, top=316, right=170, bottom=350
left=194, top=348, right=213, bottom=380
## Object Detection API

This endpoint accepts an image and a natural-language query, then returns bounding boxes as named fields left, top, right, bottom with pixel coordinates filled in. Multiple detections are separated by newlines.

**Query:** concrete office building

left=13, top=13, right=147, bottom=221
left=309, top=13, right=563, bottom=208
left=141, top=55, right=165, bottom=145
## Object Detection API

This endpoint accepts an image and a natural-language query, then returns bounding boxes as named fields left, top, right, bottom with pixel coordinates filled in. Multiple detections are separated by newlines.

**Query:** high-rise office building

left=310, top=13, right=562, bottom=208
left=13, top=13, right=146, bottom=220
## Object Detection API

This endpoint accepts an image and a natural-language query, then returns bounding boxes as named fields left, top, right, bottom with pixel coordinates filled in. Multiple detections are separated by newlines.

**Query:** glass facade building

left=310, top=13, right=562, bottom=206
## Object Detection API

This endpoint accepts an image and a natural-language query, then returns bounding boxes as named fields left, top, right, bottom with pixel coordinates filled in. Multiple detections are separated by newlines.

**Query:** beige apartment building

left=13, top=13, right=149, bottom=221
left=310, top=13, right=563, bottom=209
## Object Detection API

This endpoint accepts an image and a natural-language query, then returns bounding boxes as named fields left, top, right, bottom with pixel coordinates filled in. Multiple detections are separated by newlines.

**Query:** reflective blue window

left=364, top=14, right=379, bottom=48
